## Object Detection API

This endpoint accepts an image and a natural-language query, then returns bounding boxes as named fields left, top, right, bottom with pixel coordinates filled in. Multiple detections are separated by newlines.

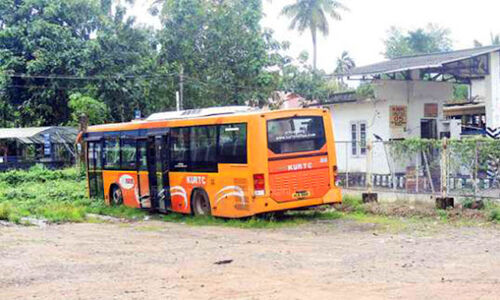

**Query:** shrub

left=340, top=195, right=365, bottom=213
left=489, top=208, right=500, bottom=222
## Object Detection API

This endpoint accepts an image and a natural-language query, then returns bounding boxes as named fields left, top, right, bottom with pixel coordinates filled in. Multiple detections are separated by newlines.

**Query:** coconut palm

left=334, top=50, right=355, bottom=86
left=281, top=0, right=348, bottom=70
left=335, top=50, right=355, bottom=74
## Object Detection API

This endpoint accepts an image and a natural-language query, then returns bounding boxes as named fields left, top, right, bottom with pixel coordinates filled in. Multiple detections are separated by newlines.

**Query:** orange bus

left=82, top=106, right=341, bottom=218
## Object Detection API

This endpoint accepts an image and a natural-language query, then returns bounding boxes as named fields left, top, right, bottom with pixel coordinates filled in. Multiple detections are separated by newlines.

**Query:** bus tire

left=191, top=189, right=211, bottom=216
left=110, top=185, right=123, bottom=206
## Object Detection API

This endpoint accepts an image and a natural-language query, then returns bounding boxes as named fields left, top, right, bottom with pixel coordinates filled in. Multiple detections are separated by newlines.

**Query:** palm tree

left=335, top=51, right=355, bottom=74
left=281, top=0, right=348, bottom=70
left=334, top=51, right=355, bottom=86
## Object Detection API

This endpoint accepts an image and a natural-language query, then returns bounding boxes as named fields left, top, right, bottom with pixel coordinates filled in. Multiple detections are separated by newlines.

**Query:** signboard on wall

left=390, top=105, right=407, bottom=128
left=424, top=103, right=438, bottom=118
left=390, top=105, right=407, bottom=139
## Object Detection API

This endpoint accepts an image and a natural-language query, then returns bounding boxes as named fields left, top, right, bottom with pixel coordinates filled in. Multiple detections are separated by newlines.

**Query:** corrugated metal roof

left=0, top=127, right=78, bottom=144
left=344, top=45, right=500, bottom=77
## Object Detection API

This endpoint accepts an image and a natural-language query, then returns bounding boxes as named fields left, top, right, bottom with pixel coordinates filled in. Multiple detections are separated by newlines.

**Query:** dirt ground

left=1, top=219, right=499, bottom=300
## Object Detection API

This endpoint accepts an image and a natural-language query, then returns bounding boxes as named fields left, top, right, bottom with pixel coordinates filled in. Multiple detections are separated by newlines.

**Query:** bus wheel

left=110, top=185, right=123, bottom=206
left=192, top=190, right=211, bottom=216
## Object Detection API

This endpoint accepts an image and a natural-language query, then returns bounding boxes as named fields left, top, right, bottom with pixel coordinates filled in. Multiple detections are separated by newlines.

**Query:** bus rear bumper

left=251, top=187, right=342, bottom=216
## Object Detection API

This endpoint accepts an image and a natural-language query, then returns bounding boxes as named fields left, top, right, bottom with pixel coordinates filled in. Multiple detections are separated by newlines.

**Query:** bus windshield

left=267, top=116, right=326, bottom=154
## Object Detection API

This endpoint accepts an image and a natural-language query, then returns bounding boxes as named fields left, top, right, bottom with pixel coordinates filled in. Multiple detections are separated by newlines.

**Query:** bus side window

left=104, top=137, right=120, bottom=169
left=121, top=139, right=137, bottom=170
left=190, top=125, right=217, bottom=172
left=218, top=124, right=247, bottom=164
left=95, top=141, right=103, bottom=169
left=87, top=142, right=96, bottom=170
left=170, top=127, right=190, bottom=171
left=137, top=140, right=148, bottom=171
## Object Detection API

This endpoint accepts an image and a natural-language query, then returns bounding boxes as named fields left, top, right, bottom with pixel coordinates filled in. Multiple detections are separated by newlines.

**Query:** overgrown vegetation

left=0, top=165, right=144, bottom=223
left=1, top=166, right=499, bottom=228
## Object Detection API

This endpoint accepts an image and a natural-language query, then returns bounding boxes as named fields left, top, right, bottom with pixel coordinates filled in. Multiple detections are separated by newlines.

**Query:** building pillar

left=486, top=51, right=500, bottom=136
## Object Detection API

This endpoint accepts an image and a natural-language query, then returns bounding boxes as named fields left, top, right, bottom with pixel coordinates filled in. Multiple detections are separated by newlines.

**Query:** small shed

left=0, top=127, right=78, bottom=170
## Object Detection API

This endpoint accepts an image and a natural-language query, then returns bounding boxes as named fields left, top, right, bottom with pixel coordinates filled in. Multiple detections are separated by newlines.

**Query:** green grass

left=1, top=165, right=499, bottom=229
left=162, top=210, right=343, bottom=229
left=0, top=165, right=145, bottom=223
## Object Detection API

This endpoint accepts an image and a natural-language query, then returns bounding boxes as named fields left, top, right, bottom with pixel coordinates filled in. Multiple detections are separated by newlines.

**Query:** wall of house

left=471, top=78, right=487, bottom=100
left=330, top=79, right=453, bottom=174
left=484, top=51, right=500, bottom=131
left=470, top=51, right=500, bottom=131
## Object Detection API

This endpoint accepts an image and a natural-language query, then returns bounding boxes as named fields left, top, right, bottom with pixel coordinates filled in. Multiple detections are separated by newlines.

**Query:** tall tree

left=0, top=0, right=168, bottom=125
left=334, top=50, right=355, bottom=86
left=281, top=0, right=348, bottom=70
left=0, top=0, right=102, bottom=126
left=156, top=0, right=284, bottom=108
left=85, top=5, right=167, bottom=122
left=279, top=51, right=341, bottom=102
left=383, top=24, right=452, bottom=59
left=334, top=51, right=355, bottom=73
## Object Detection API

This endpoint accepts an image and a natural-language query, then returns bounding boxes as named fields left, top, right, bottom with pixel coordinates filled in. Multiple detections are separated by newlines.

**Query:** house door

left=146, top=134, right=171, bottom=213
left=420, top=119, right=437, bottom=139
left=420, top=119, right=440, bottom=190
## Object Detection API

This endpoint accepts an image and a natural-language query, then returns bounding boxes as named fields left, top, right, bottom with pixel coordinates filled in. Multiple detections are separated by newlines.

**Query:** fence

left=335, top=139, right=500, bottom=200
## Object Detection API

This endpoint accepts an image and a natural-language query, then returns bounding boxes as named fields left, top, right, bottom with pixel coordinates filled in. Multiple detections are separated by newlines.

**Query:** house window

left=351, top=121, right=367, bottom=156
left=351, top=124, right=357, bottom=155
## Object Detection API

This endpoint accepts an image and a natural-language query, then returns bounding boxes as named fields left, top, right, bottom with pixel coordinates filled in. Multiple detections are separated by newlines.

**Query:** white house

left=316, top=46, right=500, bottom=177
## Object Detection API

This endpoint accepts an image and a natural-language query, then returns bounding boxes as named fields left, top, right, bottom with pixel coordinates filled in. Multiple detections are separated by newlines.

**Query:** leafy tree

left=0, top=0, right=293, bottom=127
left=355, top=83, right=375, bottom=99
left=279, top=51, right=342, bottom=102
left=68, top=93, right=109, bottom=125
left=84, top=5, right=168, bottom=122
left=383, top=24, right=453, bottom=59
left=453, top=84, right=469, bottom=102
left=0, top=0, right=102, bottom=126
left=155, top=0, right=284, bottom=108
left=0, top=0, right=172, bottom=125
left=281, top=0, right=348, bottom=70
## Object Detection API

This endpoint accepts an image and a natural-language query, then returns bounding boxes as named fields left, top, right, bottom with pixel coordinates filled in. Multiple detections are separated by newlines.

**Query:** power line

left=1, top=72, right=268, bottom=93
left=183, top=75, right=260, bottom=91
left=1, top=72, right=179, bottom=80
left=1, top=84, right=136, bottom=91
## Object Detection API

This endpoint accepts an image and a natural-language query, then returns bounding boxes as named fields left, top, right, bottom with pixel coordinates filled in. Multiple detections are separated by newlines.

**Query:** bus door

left=136, top=139, right=150, bottom=209
left=87, top=139, right=104, bottom=199
left=146, top=133, right=171, bottom=213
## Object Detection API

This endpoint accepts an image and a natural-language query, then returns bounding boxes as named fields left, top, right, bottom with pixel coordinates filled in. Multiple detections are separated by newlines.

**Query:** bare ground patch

left=0, top=218, right=499, bottom=300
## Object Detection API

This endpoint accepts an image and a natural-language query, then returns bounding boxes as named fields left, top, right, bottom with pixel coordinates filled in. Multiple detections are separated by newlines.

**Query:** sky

left=131, top=0, right=500, bottom=72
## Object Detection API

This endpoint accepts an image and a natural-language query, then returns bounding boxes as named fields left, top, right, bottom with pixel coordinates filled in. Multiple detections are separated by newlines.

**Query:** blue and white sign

left=134, top=109, right=142, bottom=120
left=43, top=133, right=51, bottom=156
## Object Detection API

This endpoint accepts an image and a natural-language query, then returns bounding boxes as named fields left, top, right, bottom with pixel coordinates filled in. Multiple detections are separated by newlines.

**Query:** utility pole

left=176, top=91, right=180, bottom=112
left=179, top=65, right=184, bottom=110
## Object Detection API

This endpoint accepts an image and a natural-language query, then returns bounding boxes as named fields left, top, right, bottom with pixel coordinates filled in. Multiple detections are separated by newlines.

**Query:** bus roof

left=86, top=107, right=327, bottom=133
left=146, top=106, right=257, bottom=122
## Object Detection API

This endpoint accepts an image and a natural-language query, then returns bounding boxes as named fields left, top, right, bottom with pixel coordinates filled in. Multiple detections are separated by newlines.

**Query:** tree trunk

left=311, top=27, right=317, bottom=70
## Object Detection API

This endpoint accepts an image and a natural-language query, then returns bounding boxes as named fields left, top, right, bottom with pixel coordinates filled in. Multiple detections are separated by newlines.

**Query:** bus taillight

left=253, top=174, right=265, bottom=196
